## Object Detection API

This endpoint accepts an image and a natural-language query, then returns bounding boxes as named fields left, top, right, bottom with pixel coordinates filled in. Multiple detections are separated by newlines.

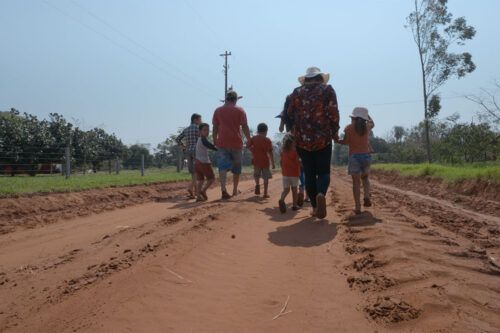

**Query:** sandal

left=297, top=192, right=304, bottom=207
left=278, top=199, right=287, bottom=213
left=201, top=190, right=208, bottom=201
left=255, top=184, right=260, bottom=195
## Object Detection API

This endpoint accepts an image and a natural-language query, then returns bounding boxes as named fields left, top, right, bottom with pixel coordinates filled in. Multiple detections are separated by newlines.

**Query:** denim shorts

left=216, top=148, right=242, bottom=174
left=348, top=153, right=372, bottom=175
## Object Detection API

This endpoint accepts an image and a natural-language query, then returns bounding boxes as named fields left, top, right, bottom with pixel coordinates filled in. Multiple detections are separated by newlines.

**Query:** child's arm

left=201, top=137, right=217, bottom=151
left=337, top=131, right=348, bottom=145
left=268, top=150, right=276, bottom=169
left=367, top=115, right=375, bottom=130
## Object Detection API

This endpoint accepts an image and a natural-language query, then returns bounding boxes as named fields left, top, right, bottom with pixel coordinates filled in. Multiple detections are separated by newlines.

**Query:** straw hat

left=298, top=67, right=330, bottom=85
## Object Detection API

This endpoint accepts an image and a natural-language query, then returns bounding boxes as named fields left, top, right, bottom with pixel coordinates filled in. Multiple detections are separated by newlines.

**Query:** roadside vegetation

left=0, top=168, right=191, bottom=196
left=372, top=162, right=500, bottom=183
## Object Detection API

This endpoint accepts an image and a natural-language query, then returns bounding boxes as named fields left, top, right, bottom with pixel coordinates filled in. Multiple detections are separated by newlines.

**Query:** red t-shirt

left=281, top=149, right=300, bottom=177
left=212, top=102, right=248, bottom=149
left=250, top=135, right=273, bottom=168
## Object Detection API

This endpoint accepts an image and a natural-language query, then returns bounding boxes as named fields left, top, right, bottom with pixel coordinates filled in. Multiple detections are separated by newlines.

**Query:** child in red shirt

left=279, top=134, right=301, bottom=213
left=249, top=123, right=275, bottom=198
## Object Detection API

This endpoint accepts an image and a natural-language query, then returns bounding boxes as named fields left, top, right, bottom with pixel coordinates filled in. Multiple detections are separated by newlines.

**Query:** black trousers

left=296, top=144, right=332, bottom=208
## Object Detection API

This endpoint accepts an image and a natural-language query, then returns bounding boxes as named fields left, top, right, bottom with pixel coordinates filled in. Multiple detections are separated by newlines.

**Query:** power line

left=68, top=0, right=217, bottom=95
left=183, top=0, right=221, bottom=49
left=42, top=0, right=217, bottom=96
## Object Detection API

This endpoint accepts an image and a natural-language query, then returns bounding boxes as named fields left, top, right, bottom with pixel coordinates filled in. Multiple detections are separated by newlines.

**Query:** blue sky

left=1, top=0, right=499, bottom=145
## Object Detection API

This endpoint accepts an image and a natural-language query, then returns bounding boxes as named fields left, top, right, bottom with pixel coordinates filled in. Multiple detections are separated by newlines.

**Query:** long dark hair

left=354, top=117, right=367, bottom=136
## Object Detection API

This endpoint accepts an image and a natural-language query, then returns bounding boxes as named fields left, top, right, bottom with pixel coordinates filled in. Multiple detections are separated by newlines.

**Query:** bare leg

left=219, top=170, right=227, bottom=193
left=352, top=174, right=361, bottom=212
left=188, top=173, right=196, bottom=196
left=192, top=174, right=197, bottom=191
left=263, top=178, right=269, bottom=197
left=361, top=173, right=371, bottom=200
left=232, top=174, right=240, bottom=196
left=281, top=187, right=290, bottom=201
left=279, top=187, right=289, bottom=213
left=254, top=175, right=260, bottom=187
left=201, top=178, right=214, bottom=198
left=196, top=180, right=204, bottom=200
left=291, top=186, right=298, bottom=207
left=254, top=175, right=260, bottom=195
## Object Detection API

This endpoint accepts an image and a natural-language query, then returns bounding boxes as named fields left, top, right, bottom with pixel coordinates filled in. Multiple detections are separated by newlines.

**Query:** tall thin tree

left=406, top=0, right=476, bottom=162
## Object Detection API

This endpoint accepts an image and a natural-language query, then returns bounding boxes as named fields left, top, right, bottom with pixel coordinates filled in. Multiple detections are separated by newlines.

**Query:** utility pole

left=219, top=51, right=231, bottom=98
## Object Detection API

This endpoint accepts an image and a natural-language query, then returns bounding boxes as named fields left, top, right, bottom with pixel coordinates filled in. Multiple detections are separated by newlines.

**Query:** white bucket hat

left=298, top=67, right=330, bottom=85
left=350, top=107, right=370, bottom=121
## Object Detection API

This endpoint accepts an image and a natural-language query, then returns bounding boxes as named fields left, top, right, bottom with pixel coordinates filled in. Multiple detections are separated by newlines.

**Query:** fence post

left=65, top=147, right=71, bottom=179
left=115, top=158, right=120, bottom=175
left=141, top=154, right=145, bottom=176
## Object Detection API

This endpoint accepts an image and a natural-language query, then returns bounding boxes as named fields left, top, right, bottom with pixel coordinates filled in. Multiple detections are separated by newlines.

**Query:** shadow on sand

left=259, top=207, right=301, bottom=222
left=268, top=218, right=337, bottom=247
left=344, top=211, right=382, bottom=227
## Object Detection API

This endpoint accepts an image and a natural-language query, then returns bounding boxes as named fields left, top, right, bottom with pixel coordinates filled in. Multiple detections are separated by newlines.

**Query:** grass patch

left=372, top=162, right=500, bottom=183
left=0, top=168, right=191, bottom=196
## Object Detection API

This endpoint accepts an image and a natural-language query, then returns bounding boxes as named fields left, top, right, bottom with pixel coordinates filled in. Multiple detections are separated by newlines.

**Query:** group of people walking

left=176, top=67, right=374, bottom=218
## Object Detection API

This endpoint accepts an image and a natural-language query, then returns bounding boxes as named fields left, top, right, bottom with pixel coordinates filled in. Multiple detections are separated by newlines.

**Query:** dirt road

left=0, top=171, right=499, bottom=332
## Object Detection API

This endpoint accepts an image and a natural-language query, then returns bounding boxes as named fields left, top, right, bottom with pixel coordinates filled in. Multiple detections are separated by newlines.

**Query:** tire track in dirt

left=0, top=194, right=225, bottom=332
left=2, top=172, right=500, bottom=332
left=0, top=182, right=191, bottom=235
left=3, top=178, right=374, bottom=333
left=371, top=169, right=500, bottom=217
left=332, top=169, right=500, bottom=332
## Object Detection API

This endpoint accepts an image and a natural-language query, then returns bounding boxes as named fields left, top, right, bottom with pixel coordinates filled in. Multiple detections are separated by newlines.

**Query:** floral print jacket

left=286, top=83, right=340, bottom=151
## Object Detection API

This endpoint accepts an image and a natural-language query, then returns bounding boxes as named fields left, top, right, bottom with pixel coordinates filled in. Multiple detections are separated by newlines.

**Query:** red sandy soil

left=0, top=170, right=499, bottom=332
left=372, top=169, right=500, bottom=216
left=0, top=182, right=189, bottom=235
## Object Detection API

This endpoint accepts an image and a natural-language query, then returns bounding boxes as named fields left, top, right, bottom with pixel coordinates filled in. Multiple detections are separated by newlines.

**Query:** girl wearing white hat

left=336, top=107, right=375, bottom=214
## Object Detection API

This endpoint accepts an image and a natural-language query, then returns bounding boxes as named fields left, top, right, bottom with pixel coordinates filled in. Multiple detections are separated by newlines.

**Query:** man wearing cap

left=286, top=67, right=340, bottom=219
left=212, top=90, right=251, bottom=199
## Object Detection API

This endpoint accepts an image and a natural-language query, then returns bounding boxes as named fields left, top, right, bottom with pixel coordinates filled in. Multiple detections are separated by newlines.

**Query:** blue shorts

left=348, top=153, right=371, bottom=175
left=216, top=148, right=242, bottom=175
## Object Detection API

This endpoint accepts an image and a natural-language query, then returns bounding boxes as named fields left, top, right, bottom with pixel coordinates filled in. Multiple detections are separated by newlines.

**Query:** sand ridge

left=0, top=170, right=499, bottom=332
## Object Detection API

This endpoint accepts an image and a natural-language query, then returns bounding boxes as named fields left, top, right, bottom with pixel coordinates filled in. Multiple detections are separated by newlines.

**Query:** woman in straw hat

left=285, top=67, right=340, bottom=219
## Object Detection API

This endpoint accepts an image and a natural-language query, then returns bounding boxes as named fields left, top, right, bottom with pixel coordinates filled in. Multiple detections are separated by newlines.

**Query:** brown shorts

left=195, top=160, right=215, bottom=181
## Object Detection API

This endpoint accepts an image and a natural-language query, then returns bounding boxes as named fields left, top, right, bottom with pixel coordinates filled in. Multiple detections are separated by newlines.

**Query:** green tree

left=123, top=144, right=153, bottom=169
left=392, top=126, right=406, bottom=143
left=154, top=134, right=182, bottom=168
left=406, top=0, right=476, bottom=162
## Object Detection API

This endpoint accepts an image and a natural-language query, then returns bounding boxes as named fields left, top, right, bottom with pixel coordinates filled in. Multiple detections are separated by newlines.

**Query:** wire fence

left=0, top=146, right=149, bottom=177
